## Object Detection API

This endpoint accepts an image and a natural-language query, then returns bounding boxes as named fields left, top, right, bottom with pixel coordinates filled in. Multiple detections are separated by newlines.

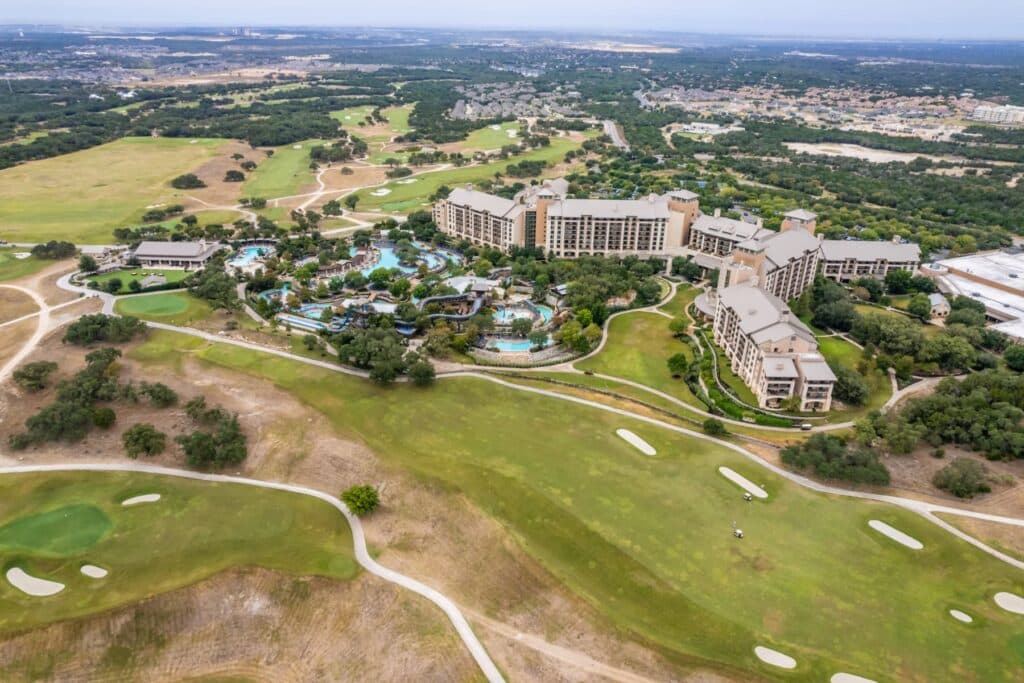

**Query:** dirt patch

left=320, top=164, right=390, bottom=193
left=0, top=568, right=479, bottom=683
left=0, top=289, right=37, bottom=325
left=0, top=319, right=35, bottom=375
left=884, top=445, right=1023, bottom=515
left=178, top=140, right=254, bottom=209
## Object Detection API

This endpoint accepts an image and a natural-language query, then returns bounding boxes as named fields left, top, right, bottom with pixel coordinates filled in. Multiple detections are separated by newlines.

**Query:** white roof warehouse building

left=131, top=241, right=223, bottom=269
left=928, top=250, right=1024, bottom=340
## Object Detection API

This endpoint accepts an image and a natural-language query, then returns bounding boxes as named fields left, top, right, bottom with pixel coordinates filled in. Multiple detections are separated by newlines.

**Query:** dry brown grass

left=0, top=289, right=37, bottom=325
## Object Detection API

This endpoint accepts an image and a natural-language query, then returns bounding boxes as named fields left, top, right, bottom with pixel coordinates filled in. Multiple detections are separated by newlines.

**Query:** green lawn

left=0, top=137, right=230, bottom=244
left=242, top=140, right=324, bottom=199
left=818, top=336, right=892, bottom=416
left=86, top=268, right=190, bottom=292
left=128, top=329, right=1024, bottom=682
left=0, top=471, right=357, bottom=631
left=114, top=292, right=212, bottom=326
left=658, top=283, right=699, bottom=319
left=0, top=249, right=51, bottom=282
left=577, top=311, right=705, bottom=410
left=329, top=105, right=376, bottom=128
left=353, top=136, right=583, bottom=214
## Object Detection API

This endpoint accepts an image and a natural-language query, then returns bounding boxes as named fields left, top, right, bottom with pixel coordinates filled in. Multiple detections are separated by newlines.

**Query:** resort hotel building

left=713, top=284, right=835, bottom=411
left=435, top=181, right=923, bottom=412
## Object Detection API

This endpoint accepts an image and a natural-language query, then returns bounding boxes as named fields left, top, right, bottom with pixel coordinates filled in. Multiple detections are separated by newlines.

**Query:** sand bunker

left=754, top=646, right=796, bottom=669
left=489, top=124, right=501, bottom=131
left=507, top=130, right=518, bottom=138
left=868, top=520, right=923, bottom=550
left=718, top=467, right=768, bottom=499
left=616, top=429, right=656, bottom=456
left=949, top=609, right=973, bottom=623
left=994, top=591, right=1024, bottom=615
left=80, top=565, right=108, bottom=579
left=122, top=493, right=161, bottom=506
left=370, top=188, right=392, bottom=196
left=396, top=178, right=419, bottom=184
left=831, top=674, right=876, bottom=683
left=6, top=568, right=65, bottom=597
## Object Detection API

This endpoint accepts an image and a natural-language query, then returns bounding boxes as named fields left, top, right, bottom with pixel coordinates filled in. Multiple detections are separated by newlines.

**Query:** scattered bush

left=341, top=484, right=380, bottom=516
left=781, top=433, right=890, bottom=485
left=702, top=418, right=727, bottom=437
left=139, top=382, right=178, bottom=408
left=92, top=406, right=116, bottom=429
left=123, top=423, right=167, bottom=458
left=932, top=458, right=991, bottom=498
left=63, top=314, right=146, bottom=346
left=171, top=173, right=206, bottom=189
left=12, top=361, right=58, bottom=392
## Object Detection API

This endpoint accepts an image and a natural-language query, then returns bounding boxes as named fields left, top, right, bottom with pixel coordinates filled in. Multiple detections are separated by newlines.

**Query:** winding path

left=0, top=462, right=505, bottom=683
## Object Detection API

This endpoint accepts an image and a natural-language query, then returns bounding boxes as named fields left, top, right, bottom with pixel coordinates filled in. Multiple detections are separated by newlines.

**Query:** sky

left=2, top=1, right=1024, bottom=41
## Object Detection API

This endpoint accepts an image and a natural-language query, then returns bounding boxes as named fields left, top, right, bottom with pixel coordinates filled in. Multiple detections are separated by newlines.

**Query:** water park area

left=492, top=301, right=553, bottom=327
left=358, top=241, right=460, bottom=278
left=227, top=245, right=270, bottom=269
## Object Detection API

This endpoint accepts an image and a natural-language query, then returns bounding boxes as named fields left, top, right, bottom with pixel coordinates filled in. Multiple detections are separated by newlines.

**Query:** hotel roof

left=547, top=197, right=670, bottom=220
left=762, top=229, right=820, bottom=270
left=717, top=283, right=816, bottom=346
left=447, top=188, right=520, bottom=218
left=819, top=240, right=922, bottom=263
left=785, top=208, right=818, bottom=221
left=691, top=214, right=769, bottom=242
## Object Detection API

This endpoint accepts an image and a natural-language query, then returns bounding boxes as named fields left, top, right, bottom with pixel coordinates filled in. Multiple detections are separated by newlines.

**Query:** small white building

left=928, top=293, right=950, bottom=318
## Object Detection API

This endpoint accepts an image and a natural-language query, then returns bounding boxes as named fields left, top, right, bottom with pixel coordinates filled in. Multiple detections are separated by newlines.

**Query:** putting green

left=0, top=504, right=111, bottom=556
left=130, top=329, right=1024, bottom=682
left=0, top=249, right=50, bottom=283
left=114, top=292, right=212, bottom=326
left=0, top=471, right=357, bottom=631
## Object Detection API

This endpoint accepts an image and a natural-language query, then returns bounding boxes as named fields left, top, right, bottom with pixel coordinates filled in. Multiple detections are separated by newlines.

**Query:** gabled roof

left=133, top=240, right=221, bottom=259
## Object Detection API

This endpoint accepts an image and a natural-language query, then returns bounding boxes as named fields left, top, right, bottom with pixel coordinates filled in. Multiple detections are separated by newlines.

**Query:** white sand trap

left=718, top=467, right=768, bottom=499
left=292, top=144, right=302, bottom=150
left=994, top=591, right=1024, bottom=615
left=396, top=178, right=419, bottom=184
left=949, top=609, right=973, bottom=623
left=6, top=568, right=65, bottom=597
left=122, top=493, right=161, bottom=506
left=189, top=139, right=198, bottom=144
left=489, top=124, right=501, bottom=131
left=80, top=565, right=108, bottom=579
left=370, top=188, right=392, bottom=197
left=616, top=429, right=656, bottom=456
left=507, top=130, right=518, bottom=138
left=868, top=520, right=923, bottom=550
left=754, top=646, right=796, bottom=669
left=13, top=252, right=30, bottom=260
left=831, top=674, right=876, bottom=683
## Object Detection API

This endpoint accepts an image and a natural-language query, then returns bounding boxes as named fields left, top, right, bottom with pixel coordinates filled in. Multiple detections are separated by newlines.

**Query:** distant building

left=131, top=240, right=222, bottom=269
left=713, top=283, right=835, bottom=411
left=819, top=239, right=922, bottom=282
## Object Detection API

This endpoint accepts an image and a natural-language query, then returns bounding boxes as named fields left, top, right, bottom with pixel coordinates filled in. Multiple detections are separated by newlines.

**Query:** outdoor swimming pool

left=490, top=335, right=551, bottom=352
left=493, top=303, right=554, bottom=325
left=228, top=246, right=268, bottom=268
left=360, top=243, right=449, bottom=277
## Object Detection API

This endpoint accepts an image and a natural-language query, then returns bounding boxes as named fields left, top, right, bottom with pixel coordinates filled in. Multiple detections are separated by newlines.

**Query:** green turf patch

left=0, top=504, right=111, bottom=556
left=114, top=292, right=212, bottom=326
left=0, top=249, right=50, bottom=282
left=0, top=471, right=358, bottom=631
left=128, top=328, right=1024, bottom=681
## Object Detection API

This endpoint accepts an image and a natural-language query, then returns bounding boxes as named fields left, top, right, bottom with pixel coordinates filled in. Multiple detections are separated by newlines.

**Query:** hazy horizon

left=2, top=1, right=1024, bottom=41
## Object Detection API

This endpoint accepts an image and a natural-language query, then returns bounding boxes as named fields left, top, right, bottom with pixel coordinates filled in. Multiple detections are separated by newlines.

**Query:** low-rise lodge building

left=131, top=240, right=223, bottom=269
left=818, top=239, right=921, bottom=282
